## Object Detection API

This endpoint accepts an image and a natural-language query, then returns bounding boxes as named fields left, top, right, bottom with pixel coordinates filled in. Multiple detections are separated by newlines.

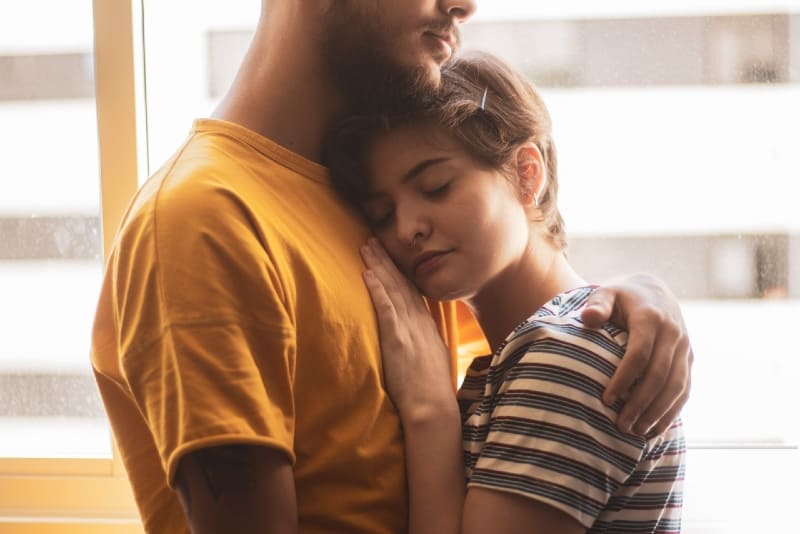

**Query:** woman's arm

left=462, top=488, right=585, bottom=534
left=359, top=239, right=624, bottom=534
left=361, top=239, right=465, bottom=534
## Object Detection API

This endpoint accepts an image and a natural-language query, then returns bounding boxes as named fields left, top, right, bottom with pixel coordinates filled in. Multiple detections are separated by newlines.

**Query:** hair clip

left=479, top=86, right=488, bottom=110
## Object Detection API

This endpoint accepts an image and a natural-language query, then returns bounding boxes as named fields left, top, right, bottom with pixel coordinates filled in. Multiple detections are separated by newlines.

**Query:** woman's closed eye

left=364, top=206, right=395, bottom=229
left=422, top=181, right=451, bottom=198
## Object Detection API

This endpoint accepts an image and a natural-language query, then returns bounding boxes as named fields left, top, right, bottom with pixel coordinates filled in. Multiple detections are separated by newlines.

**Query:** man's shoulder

left=119, top=128, right=285, bottom=232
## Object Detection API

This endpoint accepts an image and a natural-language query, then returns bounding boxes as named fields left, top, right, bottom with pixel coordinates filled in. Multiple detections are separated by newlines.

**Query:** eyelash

left=366, top=181, right=452, bottom=229
left=424, top=181, right=451, bottom=198
left=369, top=209, right=395, bottom=229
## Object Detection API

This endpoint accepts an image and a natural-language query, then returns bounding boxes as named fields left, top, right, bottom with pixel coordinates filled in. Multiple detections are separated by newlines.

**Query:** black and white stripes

left=458, top=286, right=685, bottom=532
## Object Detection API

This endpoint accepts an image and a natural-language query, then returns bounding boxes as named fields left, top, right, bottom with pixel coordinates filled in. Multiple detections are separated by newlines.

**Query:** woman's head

left=325, top=52, right=567, bottom=299
left=327, top=51, right=565, bottom=249
left=429, top=52, right=565, bottom=250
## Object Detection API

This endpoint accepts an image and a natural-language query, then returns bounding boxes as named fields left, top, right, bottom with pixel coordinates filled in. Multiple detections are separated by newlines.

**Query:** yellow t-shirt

left=91, top=119, right=464, bottom=533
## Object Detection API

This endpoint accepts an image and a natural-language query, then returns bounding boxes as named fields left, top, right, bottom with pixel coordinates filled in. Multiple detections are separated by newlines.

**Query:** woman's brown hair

left=324, top=51, right=566, bottom=250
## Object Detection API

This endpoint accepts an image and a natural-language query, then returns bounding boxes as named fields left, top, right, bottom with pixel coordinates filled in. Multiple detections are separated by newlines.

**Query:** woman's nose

left=395, top=204, right=431, bottom=249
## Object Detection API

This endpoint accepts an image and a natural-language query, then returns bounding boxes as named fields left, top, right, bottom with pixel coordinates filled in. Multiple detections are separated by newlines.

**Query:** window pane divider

left=0, top=458, right=113, bottom=477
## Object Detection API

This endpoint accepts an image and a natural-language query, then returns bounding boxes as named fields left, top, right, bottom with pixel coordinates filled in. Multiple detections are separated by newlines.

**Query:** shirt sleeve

left=466, top=321, right=647, bottom=528
left=113, top=177, right=297, bottom=487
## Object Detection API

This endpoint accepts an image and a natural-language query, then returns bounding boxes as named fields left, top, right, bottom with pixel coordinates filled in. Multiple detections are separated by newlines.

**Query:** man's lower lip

left=425, top=33, right=453, bottom=58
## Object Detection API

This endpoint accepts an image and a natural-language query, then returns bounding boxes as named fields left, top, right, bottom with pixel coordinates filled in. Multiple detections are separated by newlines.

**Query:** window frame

left=0, top=0, right=145, bottom=530
left=1, top=1, right=797, bottom=532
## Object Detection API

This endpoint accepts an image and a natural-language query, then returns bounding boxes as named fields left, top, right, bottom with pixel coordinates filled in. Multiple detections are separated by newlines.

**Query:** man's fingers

left=648, top=381, right=690, bottom=437
left=602, top=314, right=658, bottom=407
left=615, top=326, right=681, bottom=434
left=637, top=343, right=693, bottom=436
left=581, top=286, right=615, bottom=328
left=644, top=349, right=691, bottom=437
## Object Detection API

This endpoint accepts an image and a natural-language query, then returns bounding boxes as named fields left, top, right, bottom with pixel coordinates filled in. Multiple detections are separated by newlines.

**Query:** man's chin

left=422, top=61, right=444, bottom=89
left=358, top=64, right=440, bottom=114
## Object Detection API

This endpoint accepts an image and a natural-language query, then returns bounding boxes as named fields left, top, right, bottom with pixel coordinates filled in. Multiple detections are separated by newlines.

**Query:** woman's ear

left=514, top=143, right=547, bottom=208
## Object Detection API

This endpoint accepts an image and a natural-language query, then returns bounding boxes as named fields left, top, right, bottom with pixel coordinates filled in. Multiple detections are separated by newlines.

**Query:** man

left=91, top=1, right=691, bottom=533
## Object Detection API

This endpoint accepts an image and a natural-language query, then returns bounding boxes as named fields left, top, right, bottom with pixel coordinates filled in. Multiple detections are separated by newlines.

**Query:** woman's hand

left=361, top=238, right=465, bottom=534
left=581, top=273, right=693, bottom=436
left=360, top=238, right=455, bottom=420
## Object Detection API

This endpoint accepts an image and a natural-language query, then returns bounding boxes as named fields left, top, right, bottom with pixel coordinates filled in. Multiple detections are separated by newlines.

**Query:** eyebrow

left=403, top=157, right=450, bottom=184
left=365, top=157, right=451, bottom=201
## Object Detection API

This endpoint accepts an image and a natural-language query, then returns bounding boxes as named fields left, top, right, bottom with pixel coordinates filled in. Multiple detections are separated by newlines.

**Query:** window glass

left=140, top=1, right=798, bottom=531
left=463, top=8, right=799, bottom=530
left=461, top=4, right=800, bottom=447
left=0, top=0, right=110, bottom=458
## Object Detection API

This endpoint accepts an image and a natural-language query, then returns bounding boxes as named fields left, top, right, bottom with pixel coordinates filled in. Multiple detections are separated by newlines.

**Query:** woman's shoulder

left=497, top=286, right=628, bottom=369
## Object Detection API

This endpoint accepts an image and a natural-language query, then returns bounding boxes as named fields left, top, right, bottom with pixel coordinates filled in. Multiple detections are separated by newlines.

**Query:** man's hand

left=581, top=273, right=693, bottom=436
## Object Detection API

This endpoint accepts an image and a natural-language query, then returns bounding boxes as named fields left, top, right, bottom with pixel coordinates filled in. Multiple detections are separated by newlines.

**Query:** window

left=0, top=0, right=108, bottom=460
left=2, top=1, right=796, bottom=531
left=0, top=0, right=142, bottom=530
left=462, top=3, right=800, bottom=531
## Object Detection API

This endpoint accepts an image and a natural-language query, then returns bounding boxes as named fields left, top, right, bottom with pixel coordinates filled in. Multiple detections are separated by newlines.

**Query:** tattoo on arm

left=175, top=468, right=192, bottom=518
left=175, top=445, right=297, bottom=532
left=195, top=445, right=259, bottom=501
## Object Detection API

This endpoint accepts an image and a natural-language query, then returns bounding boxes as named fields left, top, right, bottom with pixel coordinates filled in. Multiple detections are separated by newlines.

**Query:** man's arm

left=174, top=445, right=297, bottom=534
left=581, top=273, right=693, bottom=436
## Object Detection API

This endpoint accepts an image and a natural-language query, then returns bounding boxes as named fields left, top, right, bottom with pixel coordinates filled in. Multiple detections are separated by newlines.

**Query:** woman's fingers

left=369, top=238, right=419, bottom=296
left=362, top=269, right=400, bottom=342
left=361, top=242, right=408, bottom=316
left=362, top=239, right=426, bottom=317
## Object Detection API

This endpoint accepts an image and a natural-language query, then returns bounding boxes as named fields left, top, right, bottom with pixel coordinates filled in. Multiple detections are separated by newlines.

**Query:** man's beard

left=321, top=11, right=440, bottom=116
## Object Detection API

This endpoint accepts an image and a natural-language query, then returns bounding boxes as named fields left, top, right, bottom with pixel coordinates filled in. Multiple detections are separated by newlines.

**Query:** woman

left=327, top=52, right=685, bottom=534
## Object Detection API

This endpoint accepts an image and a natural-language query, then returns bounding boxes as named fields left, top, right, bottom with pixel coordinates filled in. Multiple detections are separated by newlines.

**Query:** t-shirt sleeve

left=113, top=178, right=297, bottom=487
left=465, top=322, right=647, bottom=528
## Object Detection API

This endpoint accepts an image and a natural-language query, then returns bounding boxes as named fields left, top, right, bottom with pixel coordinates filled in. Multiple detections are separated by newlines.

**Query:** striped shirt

left=458, top=287, right=685, bottom=532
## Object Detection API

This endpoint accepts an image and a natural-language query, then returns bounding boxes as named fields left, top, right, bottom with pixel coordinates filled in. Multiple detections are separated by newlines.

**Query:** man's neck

left=211, top=4, right=345, bottom=163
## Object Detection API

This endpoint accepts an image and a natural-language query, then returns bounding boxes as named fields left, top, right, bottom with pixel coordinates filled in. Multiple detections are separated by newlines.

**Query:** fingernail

left=604, top=394, right=618, bottom=407
left=633, top=421, right=651, bottom=437
left=361, top=245, right=372, bottom=256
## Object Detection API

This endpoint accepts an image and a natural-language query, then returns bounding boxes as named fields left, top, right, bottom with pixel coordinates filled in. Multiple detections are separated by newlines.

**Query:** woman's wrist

left=397, top=393, right=460, bottom=428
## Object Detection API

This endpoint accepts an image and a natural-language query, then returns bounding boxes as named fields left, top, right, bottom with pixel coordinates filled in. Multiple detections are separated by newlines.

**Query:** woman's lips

left=413, top=250, right=450, bottom=276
